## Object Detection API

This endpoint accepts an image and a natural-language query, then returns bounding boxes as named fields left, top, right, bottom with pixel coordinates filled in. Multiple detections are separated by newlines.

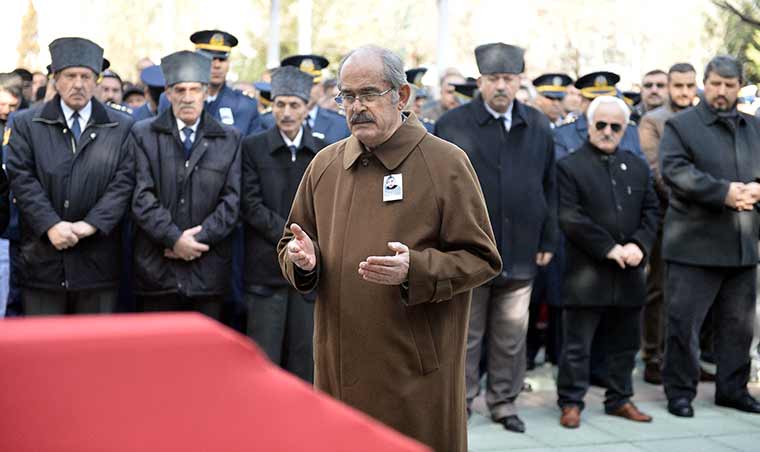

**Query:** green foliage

left=708, top=0, right=760, bottom=83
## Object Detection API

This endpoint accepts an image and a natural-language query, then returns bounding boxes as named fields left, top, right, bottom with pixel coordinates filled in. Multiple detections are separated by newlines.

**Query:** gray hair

left=704, top=55, right=743, bottom=84
left=338, top=45, right=407, bottom=102
left=586, top=95, right=631, bottom=124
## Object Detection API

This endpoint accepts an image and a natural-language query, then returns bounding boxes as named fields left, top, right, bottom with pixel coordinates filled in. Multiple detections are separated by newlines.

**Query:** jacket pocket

left=405, top=304, right=440, bottom=375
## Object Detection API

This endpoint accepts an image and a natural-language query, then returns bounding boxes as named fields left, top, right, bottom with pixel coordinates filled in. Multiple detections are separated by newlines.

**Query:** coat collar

left=695, top=96, right=746, bottom=127
left=472, top=96, right=528, bottom=129
left=150, top=107, right=227, bottom=137
left=343, top=112, right=427, bottom=171
left=266, top=125, right=321, bottom=155
left=36, top=95, right=115, bottom=126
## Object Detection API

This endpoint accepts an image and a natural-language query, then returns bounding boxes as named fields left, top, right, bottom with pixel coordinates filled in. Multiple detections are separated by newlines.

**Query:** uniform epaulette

left=105, top=101, right=133, bottom=115
left=312, top=131, right=326, bottom=140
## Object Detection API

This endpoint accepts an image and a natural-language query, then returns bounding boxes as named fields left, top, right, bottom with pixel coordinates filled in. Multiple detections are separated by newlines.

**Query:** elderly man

left=130, top=51, right=241, bottom=319
left=638, top=63, right=698, bottom=384
left=660, top=55, right=760, bottom=417
left=556, top=95, right=659, bottom=428
left=242, top=66, right=326, bottom=382
left=6, top=37, right=135, bottom=315
left=435, top=43, right=557, bottom=434
left=277, top=45, right=501, bottom=452
left=264, top=54, right=350, bottom=145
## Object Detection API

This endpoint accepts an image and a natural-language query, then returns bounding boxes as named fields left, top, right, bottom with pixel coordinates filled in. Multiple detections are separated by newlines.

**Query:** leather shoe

left=495, top=415, right=525, bottom=433
left=643, top=362, right=662, bottom=385
left=715, top=394, right=760, bottom=414
left=667, top=398, right=694, bottom=417
left=608, top=402, right=653, bottom=422
left=560, top=405, right=581, bottom=428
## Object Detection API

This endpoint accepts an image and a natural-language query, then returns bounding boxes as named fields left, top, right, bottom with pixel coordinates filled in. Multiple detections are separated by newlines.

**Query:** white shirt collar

left=176, top=117, right=201, bottom=140
left=483, top=99, right=514, bottom=122
left=308, top=106, right=318, bottom=121
left=280, top=126, right=304, bottom=148
left=60, top=99, right=92, bottom=129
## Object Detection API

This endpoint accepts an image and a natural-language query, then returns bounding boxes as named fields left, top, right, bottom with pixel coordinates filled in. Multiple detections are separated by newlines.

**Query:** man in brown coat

left=277, top=45, right=502, bottom=452
left=638, top=63, right=697, bottom=384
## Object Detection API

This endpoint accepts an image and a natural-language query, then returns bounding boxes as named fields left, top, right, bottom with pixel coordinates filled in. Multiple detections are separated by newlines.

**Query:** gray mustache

left=350, top=112, right=374, bottom=124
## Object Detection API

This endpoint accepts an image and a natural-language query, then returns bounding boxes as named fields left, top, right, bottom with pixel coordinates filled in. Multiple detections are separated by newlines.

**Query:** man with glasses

left=277, top=45, right=501, bottom=452
left=660, top=55, right=760, bottom=417
left=634, top=69, right=668, bottom=122
left=638, top=63, right=698, bottom=385
left=435, top=42, right=558, bottom=434
left=556, top=95, right=659, bottom=428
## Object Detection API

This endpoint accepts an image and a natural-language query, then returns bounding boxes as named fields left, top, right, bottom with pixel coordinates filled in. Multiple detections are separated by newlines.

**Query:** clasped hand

left=47, top=221, right=96, bottom=250
left=606, top=243, right=644, bottom=269
left=725, top=182, right=760, bottom=211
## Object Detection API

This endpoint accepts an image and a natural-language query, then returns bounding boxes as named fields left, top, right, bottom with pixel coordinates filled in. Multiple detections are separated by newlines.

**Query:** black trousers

left=24, top=287, right=118, bottom=315
left=245, top=287, right=314, bottom=383
left=663, top=262, right=756, bottom=403
left=138, top=293, right=222, bottom=321
left=557, top=306, right=642, bottom=412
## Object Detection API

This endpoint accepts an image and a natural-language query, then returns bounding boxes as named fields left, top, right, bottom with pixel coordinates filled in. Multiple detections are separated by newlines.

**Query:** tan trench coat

left=277, top=114, right=501, bottom=452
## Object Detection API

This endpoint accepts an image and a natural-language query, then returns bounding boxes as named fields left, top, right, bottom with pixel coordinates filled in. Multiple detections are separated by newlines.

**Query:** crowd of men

left=1, top=29, right=760, bottom=452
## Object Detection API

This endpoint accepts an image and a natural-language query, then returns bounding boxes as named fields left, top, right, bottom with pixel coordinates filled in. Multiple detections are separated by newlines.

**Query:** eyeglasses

left=335, top=88, right=393, bottom=106
left=594, top=121, right=623, bottom=133
left=642, top=82, right=666, bottom=89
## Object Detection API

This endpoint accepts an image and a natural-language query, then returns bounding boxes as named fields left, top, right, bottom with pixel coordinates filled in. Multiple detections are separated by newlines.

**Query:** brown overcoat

left=278, top=113, right=501, bottom=452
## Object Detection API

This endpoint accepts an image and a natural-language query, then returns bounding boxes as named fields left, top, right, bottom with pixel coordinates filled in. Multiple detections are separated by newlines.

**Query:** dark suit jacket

left=558, top=141, right=659, bottom=307
left=659, top=100, right=760, bottom=267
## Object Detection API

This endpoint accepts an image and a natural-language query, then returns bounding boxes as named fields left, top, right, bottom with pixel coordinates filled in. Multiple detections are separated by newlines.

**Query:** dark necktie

left=70, top=111, right=81, bottom=142
left=289, top=145, right=297, bottom=162
left=181, top=127, right=193, bottom=160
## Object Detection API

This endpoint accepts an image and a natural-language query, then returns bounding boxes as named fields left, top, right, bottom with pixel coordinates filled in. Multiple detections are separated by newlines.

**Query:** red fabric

left=0, top=313, right=430, bottom=452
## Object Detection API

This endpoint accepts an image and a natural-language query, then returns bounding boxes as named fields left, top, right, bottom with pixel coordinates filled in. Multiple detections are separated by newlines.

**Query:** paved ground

left=467, top=360, right=760, bottom=452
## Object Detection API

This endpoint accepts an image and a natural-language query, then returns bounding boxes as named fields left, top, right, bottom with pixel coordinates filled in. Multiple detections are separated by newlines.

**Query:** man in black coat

left=6, top=37, right=135, bottom=315
left=556, top=95, right=659, bottom=428
left=435, top=42, right=557, bottom=433
left=131, top=51, right=240, bottom=320
left=660, top=55, right=760, bottom=417
left=241, top=66, right=325, bottom=382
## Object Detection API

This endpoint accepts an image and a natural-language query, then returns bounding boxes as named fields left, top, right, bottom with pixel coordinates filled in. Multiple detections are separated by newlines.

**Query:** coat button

left=180, top=198, right=185, bottom=204
left=361, top=158, right=369, bottom=167
left=177, top=282, right=182, bottom=289
left=617, top=205, right=622, bottom=211
left=611, top=179, right=617, bottom=186
left=90, top=132, right=96, bottom=139
left=60, top=281, right=65, bottom=287
left=64, top=200, right=69, bottom=208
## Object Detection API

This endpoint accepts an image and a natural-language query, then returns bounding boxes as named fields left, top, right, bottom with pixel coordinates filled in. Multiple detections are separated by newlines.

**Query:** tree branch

left=713, top=0, right=760, bottom=28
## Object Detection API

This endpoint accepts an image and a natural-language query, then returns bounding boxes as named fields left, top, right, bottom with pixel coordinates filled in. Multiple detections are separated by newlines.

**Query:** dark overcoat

left=241, top=125, right=325, bottom=289
left=6, top=96, right=135, bottom=290
left=435, top=96, right=557, bottom=282
left=558, top=141, right=659, bottom=307
left=659, top=100, right=760, bottom=267
left=130, top=109, right=241, bottom=296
